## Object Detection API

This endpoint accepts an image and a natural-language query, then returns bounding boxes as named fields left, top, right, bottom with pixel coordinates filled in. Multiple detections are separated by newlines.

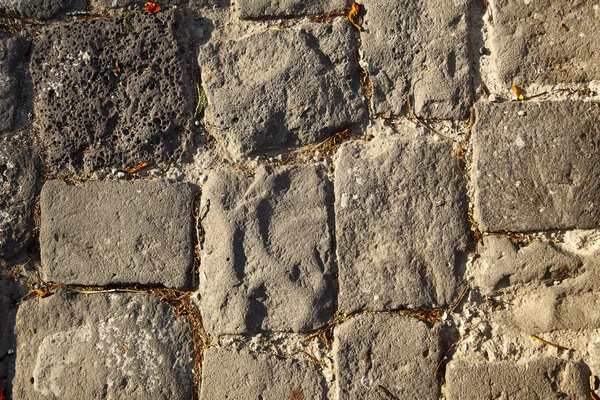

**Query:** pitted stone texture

left=445, top=359, right=590, bottom=399
left=31, top=9, right=196, bottom=174
left=361, top=0, right=472, bottom=119
left=334, top=314, right=441, bottom=399
left=472, top=236, right=582, bottom=295
left=13, top=292, right=194, bottom=400
left=40, top=180, right=195, bottom=289
left=472, top=101, right=600, bottom=233
left=334, top=128, right=469, bottom=312
left=198, top=19, right=366, bottom=159
left=200, top=348, right=327, bottom=399
left=490, top=0, right=600, bottom=86
left=0, top=33, right=27, bottom=133
left=236, top=0, right=348, bottom=18
left=199, top=165, right=335, bottom=334
left=0, top=0, right=83, bottom=20
left=0, top=133, right=38, bottom=261
left=90, top=0, right=186, bottom=9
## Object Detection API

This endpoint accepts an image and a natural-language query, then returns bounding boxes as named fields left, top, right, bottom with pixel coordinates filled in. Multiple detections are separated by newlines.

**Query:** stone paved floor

left=1, top=0, right=600, bottom=399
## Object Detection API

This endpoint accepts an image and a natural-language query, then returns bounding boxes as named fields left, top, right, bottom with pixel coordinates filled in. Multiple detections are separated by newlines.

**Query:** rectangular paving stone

left=198, top=19, right=366, bottom=159
left=333, top=313, right=441, bottom=399
left=445, top=359, right=590, bottom=399
left=334, top=126, right=469, bottom=313
left=200, top=348, right=327, bottom=399
left=472, top=101, right=600, bottom=233
left=490, top=0, right=600, bottom=86
left=236, top=0, right=347, bottom=19
left=31, top=9, right=196, bottom=174
left=40, top=180, right=195, bottom=289
left=0, top=0, right=84, bottom=20
left=361, top=0, right=472, bottom=119
left=198, top=165, right=335, bottom=335
left=13, top=291, right=194, bottom=400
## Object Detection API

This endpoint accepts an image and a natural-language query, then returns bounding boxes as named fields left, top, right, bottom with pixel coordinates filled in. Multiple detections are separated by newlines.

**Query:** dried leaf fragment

left=144, top=1, right=160, bottom=14
left=512, top=85, right=525, bottom=100
left=290, top=387, right=304, bottom=400
left=348, top=3, right=362, bottom=30
left=123, top=161, right=150, bottom=174
left=112, top=60, right=121, bottom=76
left=559, top=22, right=569, bottom=32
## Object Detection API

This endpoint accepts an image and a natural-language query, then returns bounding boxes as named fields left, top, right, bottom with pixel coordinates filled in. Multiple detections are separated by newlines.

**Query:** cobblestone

left=198, top=165, right=335, bottom=335
left=236, top=0, right=347, bottom=19
left=0, top=0, right=84, bottom=20
left=334, top=125, right=469, bottom=312
left=40, top=180, right=196, bottom=289
left=0, top=33, right=28, bottom=133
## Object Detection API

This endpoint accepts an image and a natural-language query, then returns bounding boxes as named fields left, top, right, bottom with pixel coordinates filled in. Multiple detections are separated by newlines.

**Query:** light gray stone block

left=334, top=313, right=441, bottom=399
left=40, top=180, right=195, bottom=289
left=445, top=359, right=590, bottom=399
left=334, top=127, right=469, bottom=312
left=361, top=0, right=472, bottom=119
left=200, top=348, right=327, bottom=399
left=472, top=101, right=600, bottom=232
left=236, top=0, right=348, bottom=18
left=13, top=292, right=194, bottom=399
left=490, top=0, right=600, bottom=85
left=31, top=9, right=196, bottom=174
left=198, top=18, right=366, bottom=159
left=198, top=165, right=335, bottom=334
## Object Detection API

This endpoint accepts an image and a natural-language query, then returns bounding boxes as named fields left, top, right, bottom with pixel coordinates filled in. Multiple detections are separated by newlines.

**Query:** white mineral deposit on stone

left=514, top=137, right=525, bottom=147
left=340, top=193, right=350, bottom=208
left=517, top=110, right=526, bottom=116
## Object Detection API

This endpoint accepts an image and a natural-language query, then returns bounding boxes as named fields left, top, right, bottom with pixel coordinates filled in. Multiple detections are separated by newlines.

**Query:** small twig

left=377, top=385, right=399, bottom=400
left=434, top=329, right=470, bottom=378
left=530, top=335, right=570, bottom=351
left=405, top=94, right=453, bottom=143
left=448, top=284, right=469, bottom=313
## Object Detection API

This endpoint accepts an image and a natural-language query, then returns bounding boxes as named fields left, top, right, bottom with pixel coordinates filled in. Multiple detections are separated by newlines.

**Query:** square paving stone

left=472, top=101, right=600, bottom=233
left=40, top=180, right=196, bottom=289
left=490, top=0, right=600, bottom=86
left=13, top=291, right=194, bottom=400
left=334, top=127, right=469, bottom=313
left=31, top=8, right=196, bottom=174
left=200, top=348, right=327, bottom=399
left=0, top=0, right=84, bottom=20
left=445, top=358, right=590, bottom=399
left=1, top=132, right=39, bottom=262
left=198, top=165, right=335, bottom=335
left=198, top=19, right=366, bottom=159
left=236, top=0, right=348, bottom=19
left=0, top=33, right=27, bottom=133
left=333, top=313, right=442, bottom=399
left=361, top=0, right=472, bottom=119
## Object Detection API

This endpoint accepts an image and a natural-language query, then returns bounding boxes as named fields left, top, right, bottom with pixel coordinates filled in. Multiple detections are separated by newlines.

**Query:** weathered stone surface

left=334, top=314, right=441, bottom=399
left=236, top=0, right=347, bottom=18
left=13, top=292, right=194, bottom=399
left=90, top=0, right=186, bottom=9
left=0, top=132, right=39, bottom=261
left=198, top=19, right=366, bottom=159
left=361, top=0, right=472, bottom=119
left=334, top=127, right=469, bottom=312
left=472, top=101, right=600, bottom=233
left=0, top=0, right=83, bottom=20
left=198, top=165, right=335, bottom=334
left=490, top=0, right=600, bottom=86
left=445, top=358, right=590, bottom=399
left=0, top=33, right=27, bottom=133
left=40, top=180, right=195, bottom=289
left=472, top=236, right=582, bottom=295
left=200, top=348, right=327, bottom=399
left=31, top=9, right=196, bottom=174
left=0, top=273, right=28, bottom=399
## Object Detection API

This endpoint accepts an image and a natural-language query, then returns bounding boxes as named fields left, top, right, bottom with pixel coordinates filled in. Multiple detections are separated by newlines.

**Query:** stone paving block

left=199, top=165, right=335, bottom=334
left=198, top=19, right=366, bottom=159
left=31, top=9, right=196, bottom=174
left=13, top=291, right=194, bottom=400
left=40, top=180, right=195, bottom=289
left=490, top=0, right=600, bottom=86
left=334, top=127, right=469, bottom=312
left=236, top=0, right=348, bottom=19
left=0, top=0, right=84, bottom=20
left=334, top=313, right=442, bottom=399
left=472, top=101, right=600, bottom=233
left=445, top=358, right=590, bottom=399
left=0, top=132, right=39, bottom=262
left=361, top=0, right=472, bottom=119
left=472, top=236, right=582, bottom=295
left=0, top=33, right=27, bottom=133
left=200, top=348, right=327, bottom=399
